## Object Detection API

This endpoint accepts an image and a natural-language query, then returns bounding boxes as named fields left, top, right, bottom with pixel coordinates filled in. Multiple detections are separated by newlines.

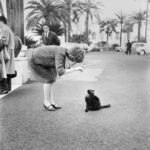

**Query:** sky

left=1, top=0, right=148, bottom=19
left=100, top=0, right=147, bottom=18
left=24, top=0, right=148, bottom=19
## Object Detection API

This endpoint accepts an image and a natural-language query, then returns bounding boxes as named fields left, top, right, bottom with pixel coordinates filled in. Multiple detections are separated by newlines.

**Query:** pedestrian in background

left=0, top=16, right=15, bottom=94
left=41, top=24, right=60, bottom=46
left=28, top=45, right=85, bottom=111
left=126, top=40, right=132, bottom=55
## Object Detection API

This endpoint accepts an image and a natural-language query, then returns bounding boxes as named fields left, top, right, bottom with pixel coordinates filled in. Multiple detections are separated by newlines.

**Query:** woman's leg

left=43, top=83, right=51, bottom=106
left=50, top=83, right=61, bottom=109
left=43, top=83, right=55, bottom=106
left=43, top=83, right=61, bottom=109
left=49, top=82, right=55, bottom=105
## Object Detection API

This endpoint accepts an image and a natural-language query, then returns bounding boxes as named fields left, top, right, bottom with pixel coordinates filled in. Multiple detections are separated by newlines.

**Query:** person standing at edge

left=0, top=16, right=15, bottom=94
left=126, top=40, right=132, bottom=55
left=28, top=45, right=85, bottom=111
left=41, top=24, right=60, bottom=46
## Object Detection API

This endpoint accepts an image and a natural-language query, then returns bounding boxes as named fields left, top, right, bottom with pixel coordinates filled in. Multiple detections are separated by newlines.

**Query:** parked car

left=115, top=46, right=123, bottom=52
left=88, top=43, right=101, bottom=52
left=135, top=43, right=150, bottom=55
left=122, top=42, right=146, bottom=54
left=132, top=42, right=146, bottom=52
left=115, top=45, right=126, bottom=52
left=115, top=42, right=142, bottom=53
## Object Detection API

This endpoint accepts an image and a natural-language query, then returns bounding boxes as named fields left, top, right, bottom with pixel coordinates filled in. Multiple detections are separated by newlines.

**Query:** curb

left=0, top=84, right=21, bottom=99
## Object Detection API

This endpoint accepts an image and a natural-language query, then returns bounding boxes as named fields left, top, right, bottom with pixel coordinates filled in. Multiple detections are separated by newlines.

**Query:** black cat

left=85, top=89, right=111, bottom=112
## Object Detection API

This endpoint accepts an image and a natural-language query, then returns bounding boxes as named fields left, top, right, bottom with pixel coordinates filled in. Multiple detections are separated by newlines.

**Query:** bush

left=71, top=34, right=86, bottom=43
left=101, top=41, right=107, bottom=47
left=25, top=36, right=37, bottom=48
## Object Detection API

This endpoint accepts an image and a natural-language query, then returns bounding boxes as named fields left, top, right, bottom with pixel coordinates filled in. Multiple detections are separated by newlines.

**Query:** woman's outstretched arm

left=55, top=50, right=84, bottom=76
left=64, top=66, right=83, bottom=75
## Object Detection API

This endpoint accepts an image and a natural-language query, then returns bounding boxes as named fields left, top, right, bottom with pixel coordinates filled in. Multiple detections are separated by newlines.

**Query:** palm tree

left=75, top=0, right=102, bottom=44
left=99, top=19, right=117, bottom=44
left=116, top=12, right=126, bottom=46
left=25, top=0, right=69, bottom=31
left=25, top=36, right=37, bottom=48
left=57, top=0, right=71, bottom=42
left=130, top=10, right=146, bottom=42
left=123, top=19, right=134, bottom=41
left=72, top=2, right=84, bottom=24
left=61, top=0, right=89, bottom=42
left=60, top=0, right=82, bottom=42
left=64, top=0, right=72, bottom=42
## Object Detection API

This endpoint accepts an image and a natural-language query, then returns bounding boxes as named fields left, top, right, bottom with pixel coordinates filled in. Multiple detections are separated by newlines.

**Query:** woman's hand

left=63, top=65, right=84, bottom=75
left=76, top=66, right=84, bottom=72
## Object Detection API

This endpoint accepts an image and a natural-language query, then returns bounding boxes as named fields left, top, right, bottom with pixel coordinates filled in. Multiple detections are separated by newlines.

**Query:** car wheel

left=139, top=50, right=145, bottom=56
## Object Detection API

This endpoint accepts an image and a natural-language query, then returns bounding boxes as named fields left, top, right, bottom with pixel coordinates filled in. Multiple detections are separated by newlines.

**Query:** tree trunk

left=67, top=0, right=71, bottom=42
left=6, top=0, right=25, bottom=44
left=85, top=13, right=89, bottom=44
left=85, top=0, right=90, bottom=44
left=120, top=23, right=123, bottom=46
left=106, top=33, right=109, bottom=44
left=138, top=21, right=141, bottom=42
left=145, top=0, right=149, bottom=43
left=64, top=22, right=67, bottom=42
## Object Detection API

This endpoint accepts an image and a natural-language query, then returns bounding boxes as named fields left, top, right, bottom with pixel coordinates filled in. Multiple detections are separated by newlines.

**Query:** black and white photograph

left=0, top=0, right=150, bottom=149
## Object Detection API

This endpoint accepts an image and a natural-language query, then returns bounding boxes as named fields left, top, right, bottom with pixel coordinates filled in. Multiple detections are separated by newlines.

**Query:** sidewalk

left=0, top=56, right=29, bottom=99
left=0, top=84, right=21, bottom=99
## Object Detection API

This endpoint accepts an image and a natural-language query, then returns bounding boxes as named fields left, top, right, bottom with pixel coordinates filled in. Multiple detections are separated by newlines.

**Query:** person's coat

left=0, top=25, right=15, bottom=78
left=42, top=31, right=60, bottom=46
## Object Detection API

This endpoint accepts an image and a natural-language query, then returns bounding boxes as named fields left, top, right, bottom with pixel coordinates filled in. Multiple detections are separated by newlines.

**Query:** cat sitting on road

left=85, top=89, right=111, bottom=112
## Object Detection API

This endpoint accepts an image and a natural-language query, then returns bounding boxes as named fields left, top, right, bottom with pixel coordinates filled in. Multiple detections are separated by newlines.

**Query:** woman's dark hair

left=69, top=46, right=85, bottom=63
left=0, top=16, right=7, bottom=24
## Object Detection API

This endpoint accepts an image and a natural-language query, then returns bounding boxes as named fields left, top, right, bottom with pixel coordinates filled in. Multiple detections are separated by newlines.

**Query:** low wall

left=12, top=57, right=29, bottom=85
left=12, top=44, right=30, bottom=85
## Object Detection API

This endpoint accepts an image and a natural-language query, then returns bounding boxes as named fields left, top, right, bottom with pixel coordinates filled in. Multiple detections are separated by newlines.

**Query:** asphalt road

left=0, top=51, right=150, bottom=150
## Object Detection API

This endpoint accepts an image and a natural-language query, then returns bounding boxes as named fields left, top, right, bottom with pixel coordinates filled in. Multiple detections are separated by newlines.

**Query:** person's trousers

left=0, top=77, right=11, bottom=91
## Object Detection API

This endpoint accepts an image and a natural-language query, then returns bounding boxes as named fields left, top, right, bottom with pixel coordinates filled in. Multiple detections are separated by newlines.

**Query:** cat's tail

left=100, top=104, right=111, bottom=109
